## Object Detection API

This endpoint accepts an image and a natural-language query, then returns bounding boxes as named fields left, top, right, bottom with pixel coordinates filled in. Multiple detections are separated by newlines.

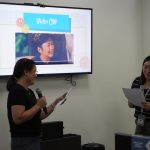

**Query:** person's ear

left=24, top=70, right=28, bottom=76
left=37, top=47, right=42, bottom=54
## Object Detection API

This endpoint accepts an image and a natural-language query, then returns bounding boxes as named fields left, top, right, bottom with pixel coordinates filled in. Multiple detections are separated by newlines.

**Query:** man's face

left=38, top=40, right=54, bottom=59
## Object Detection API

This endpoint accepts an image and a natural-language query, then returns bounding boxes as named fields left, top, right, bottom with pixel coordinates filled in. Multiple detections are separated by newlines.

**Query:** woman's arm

left=11, top=97, right=47, bottom=125
left=40, top=92, right=67, bottom=120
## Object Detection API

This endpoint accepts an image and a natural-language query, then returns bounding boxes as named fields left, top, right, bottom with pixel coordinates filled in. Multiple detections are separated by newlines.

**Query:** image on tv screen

left=15, top=33, right=74, bottom=65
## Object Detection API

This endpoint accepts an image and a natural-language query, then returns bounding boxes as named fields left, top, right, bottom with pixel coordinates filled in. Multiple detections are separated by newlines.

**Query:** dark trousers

left=11, top=137, right=40, bottom=150
left=135, top=119, right=150, bottom=136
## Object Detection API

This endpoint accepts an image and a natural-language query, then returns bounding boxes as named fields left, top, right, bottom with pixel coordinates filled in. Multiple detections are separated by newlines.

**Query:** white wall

left=0, top=0, right=143, bottom=150
left=142, top=0, right=150, bottom=58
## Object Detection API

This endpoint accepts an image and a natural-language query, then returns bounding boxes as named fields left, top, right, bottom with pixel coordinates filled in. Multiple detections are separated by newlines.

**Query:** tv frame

left=0, top=2, right=93, bottom=77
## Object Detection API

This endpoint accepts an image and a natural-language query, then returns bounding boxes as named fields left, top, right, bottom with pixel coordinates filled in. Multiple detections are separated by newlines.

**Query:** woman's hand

left=128, top=101, right=135, bottom=108
left=143, top=102, right=150, bottom=110
left=51, top=92, right=68, bottom=106
left=40, top=92, right=67, bottom=120
left=36, top=96, right=47, bottom=109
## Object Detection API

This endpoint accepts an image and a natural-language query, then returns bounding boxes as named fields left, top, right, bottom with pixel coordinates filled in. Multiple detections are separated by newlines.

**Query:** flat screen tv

left=0, top=2, right=92, bottom=76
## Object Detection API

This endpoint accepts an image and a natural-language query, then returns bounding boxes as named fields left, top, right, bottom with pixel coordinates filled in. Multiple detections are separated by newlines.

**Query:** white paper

left=60, top=87, right=73, bottom=105
left=122, top=88, right=145, bottom=107
left=65, top=86, right=73, bottom=98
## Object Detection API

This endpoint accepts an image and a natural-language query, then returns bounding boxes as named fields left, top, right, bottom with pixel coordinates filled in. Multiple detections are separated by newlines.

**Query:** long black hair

left=140, top=55, right=150, bottom=85
left=6, top=58, right=35, bottom=91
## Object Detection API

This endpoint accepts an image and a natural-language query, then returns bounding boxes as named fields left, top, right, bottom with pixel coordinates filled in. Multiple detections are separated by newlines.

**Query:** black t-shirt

left=7, top=84, right=41, bottom=137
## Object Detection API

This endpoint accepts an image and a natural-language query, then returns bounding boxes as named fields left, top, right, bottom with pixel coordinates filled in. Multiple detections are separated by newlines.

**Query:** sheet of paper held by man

left=122, top=88, right=146, bottom=107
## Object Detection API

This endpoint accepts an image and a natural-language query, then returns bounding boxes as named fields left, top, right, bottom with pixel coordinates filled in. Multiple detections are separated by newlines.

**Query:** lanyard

left=140, top=85, right=150, bottom=113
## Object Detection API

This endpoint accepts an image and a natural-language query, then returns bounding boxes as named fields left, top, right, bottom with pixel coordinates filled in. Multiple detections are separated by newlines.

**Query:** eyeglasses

left=143, top=65, right=150, bottom=71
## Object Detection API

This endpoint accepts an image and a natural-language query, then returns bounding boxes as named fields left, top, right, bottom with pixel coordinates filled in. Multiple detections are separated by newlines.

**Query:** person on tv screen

left=31, top=33, right=55, bottom=64
left=6, top=58, right=67, bottom=150
left=29, top=33, right=70, bottom=65
left=128, top=55, right=150, bottom=136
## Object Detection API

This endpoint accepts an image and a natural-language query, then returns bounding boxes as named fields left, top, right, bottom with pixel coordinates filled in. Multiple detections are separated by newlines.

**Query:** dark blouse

left=7, top=84, right=41, bottom=137
left=131, top=76, right=150, bottom=120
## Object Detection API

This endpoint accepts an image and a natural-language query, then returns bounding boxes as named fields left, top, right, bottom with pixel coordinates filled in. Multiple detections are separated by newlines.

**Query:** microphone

left=36, top=88, right=48, bottom=114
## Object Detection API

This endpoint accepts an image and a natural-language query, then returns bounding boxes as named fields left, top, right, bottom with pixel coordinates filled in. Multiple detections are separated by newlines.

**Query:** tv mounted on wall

left=0, top=2, right=92, bottom=76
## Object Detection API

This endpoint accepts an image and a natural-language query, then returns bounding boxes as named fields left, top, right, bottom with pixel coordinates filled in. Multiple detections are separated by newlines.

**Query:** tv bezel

left=0, top=2, right=93, bottom=77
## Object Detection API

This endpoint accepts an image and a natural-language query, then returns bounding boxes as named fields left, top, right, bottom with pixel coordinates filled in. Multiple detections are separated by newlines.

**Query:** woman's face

left=143, top=60, right=150, bottom=80
left=38, top=40, right=54, bottom=60
left=25, top=65, right=37, bottom=85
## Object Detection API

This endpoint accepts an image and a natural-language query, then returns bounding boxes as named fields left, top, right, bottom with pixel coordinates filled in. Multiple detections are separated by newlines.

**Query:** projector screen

left=0, top=3, right=92, bottom=76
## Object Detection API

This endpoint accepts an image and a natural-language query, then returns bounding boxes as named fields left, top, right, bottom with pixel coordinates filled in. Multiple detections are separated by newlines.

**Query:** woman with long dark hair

left=129, top=55, right=150, bottom=136
left=6, top=58, right=66, bottom=150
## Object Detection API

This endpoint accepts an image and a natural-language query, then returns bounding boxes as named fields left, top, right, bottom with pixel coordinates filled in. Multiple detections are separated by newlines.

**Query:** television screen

left=0, top=3, right=92, bottom=76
